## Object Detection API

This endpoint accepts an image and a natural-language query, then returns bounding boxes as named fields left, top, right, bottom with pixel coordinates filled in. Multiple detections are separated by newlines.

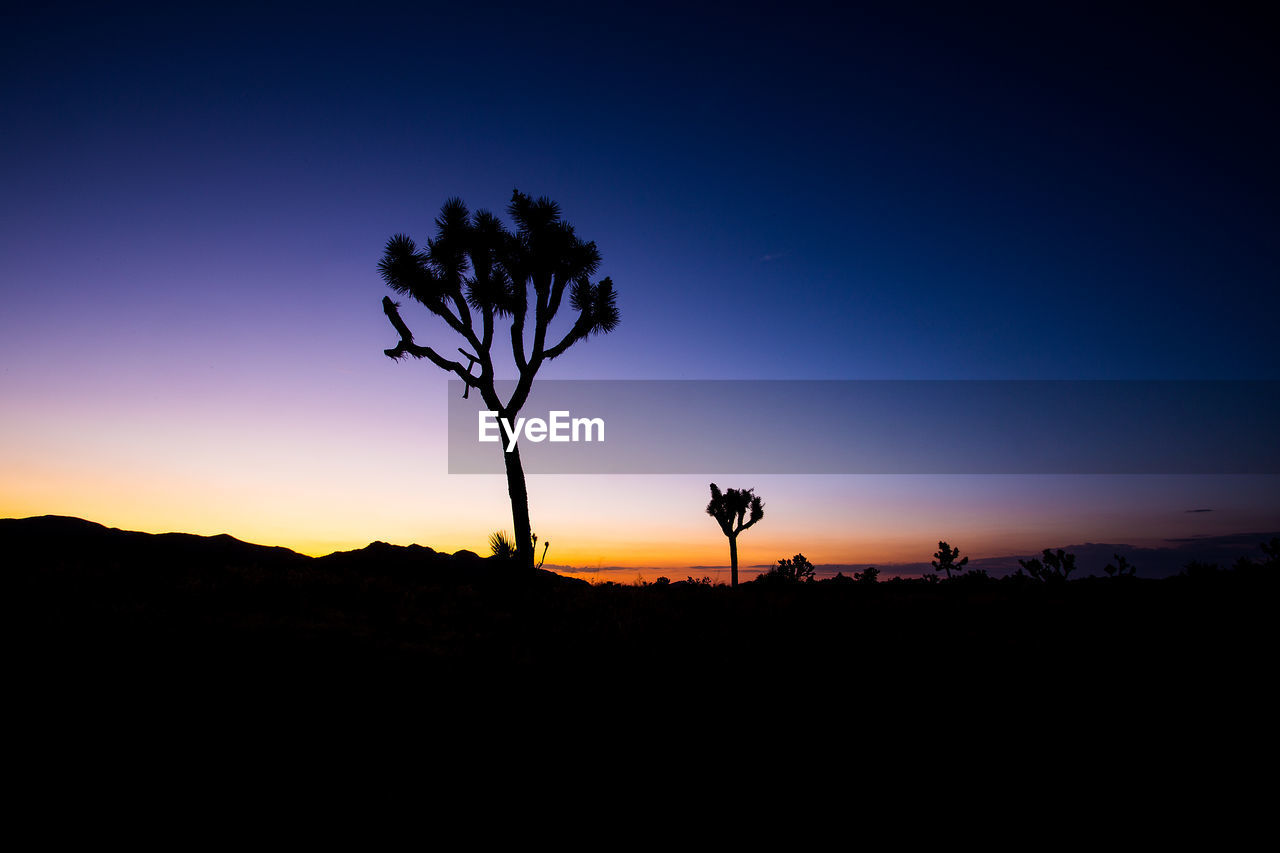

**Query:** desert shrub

left=761, top=553, right=815, bottom=583
left=1018, top=549, right=1077, bottom=583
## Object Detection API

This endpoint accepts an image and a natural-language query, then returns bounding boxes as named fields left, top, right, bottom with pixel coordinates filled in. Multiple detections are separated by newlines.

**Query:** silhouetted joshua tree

left=931, top=541, right=969, bottom=580
left=706, top=484, right=764, bottom=587
left=1018, top=548, right=1077, bottom=583
left=1103, top=553, right=1136, bottom=578
left=379, top=191, right=618, bottom=569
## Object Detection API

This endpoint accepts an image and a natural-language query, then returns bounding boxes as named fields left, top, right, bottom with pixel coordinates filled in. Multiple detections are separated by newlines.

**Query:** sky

left=2, top=1, right=1277, bottom=579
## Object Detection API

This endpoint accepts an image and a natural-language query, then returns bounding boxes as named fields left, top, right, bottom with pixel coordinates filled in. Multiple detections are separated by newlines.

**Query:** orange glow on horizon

left=5, top=439, right=1277, bottom=575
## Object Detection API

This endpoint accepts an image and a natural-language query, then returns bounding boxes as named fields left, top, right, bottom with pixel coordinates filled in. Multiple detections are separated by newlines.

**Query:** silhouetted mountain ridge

left=8, top=513, right=593, bottom=690
left=1, top=514, right=556, bottom=580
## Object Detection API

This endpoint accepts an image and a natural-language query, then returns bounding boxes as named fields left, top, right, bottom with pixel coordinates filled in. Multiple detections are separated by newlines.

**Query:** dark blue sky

left=2, top=2, right=1276, bottom=563
left=5, top=1, right=1275, bottom=381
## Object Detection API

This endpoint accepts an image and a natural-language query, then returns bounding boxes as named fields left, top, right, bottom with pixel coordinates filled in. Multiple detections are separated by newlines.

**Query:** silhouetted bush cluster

left=758, top=553, right=815, bottom=584
left=1017, top=548, right=1077, bottom=582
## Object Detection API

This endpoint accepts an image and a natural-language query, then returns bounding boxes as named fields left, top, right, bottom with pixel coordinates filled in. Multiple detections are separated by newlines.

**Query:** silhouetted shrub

left=1103, top=554, right=1136, bottom=578
left=948, top=568, right=990, bottom=585
left=1018, top=548, right=1077, bottom=583
left=762, top=553, right=815, bottom=583
left=1182, top=560, right=1220, bottom=580
left=1260, top=538, right=1280, bottom=568
left=1234, top=540, right=1280, bottom=578
left=854, top=566, right=879, bottom=584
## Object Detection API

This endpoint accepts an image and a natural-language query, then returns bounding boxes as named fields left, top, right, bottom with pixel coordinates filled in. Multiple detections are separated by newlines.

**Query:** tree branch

left=430, top=293, right=483, bottom=357
left=510, top=314, right=528, bottom=373
left=547, top=272, right=569, bottom=323
left=530, top=277, right=551, bottom=361
left=542, top=313, right=591, bottom=361
left=506, top=358, right=540, bottom=417
left=382, top=297, right=480, bottom=386
left=450, top=291, right=477, bottom=344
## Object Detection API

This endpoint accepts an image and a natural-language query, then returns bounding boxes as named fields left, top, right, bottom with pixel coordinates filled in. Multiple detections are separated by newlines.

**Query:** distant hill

left=1, top=514, right=310, bottom=571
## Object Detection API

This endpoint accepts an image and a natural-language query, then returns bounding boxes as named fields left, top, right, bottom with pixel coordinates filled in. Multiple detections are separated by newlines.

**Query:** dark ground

left=7, top=516, right=1276, bottom=742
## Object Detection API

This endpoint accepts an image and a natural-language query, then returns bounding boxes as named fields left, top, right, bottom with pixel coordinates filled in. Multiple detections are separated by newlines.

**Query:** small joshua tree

left=931, top=541, right=969, bottom=580
left=706, top=483, right=764, bottom=588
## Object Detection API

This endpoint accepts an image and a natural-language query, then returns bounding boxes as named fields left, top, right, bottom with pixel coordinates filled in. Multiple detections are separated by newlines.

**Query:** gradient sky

left=3, top=2, right=1277, bottom=578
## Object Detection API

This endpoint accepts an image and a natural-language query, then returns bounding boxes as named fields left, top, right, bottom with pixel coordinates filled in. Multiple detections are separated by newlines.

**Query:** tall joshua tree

left=379, top=190, right=619, bottom=569
left=706, top=484, right=764, bottom=587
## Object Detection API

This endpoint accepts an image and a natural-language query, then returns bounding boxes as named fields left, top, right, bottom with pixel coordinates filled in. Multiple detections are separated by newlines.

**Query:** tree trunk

left=503, top=441, right=534, bottom=570
left=729, top=533, right=739, bottom=588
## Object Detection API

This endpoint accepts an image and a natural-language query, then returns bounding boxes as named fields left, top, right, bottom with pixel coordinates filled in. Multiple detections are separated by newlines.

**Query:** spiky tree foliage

left=379, top=191, right=618, bottom=569
left=706, top=483, right=764, bottom=587
left=931, top=541, right=969, bottom=580
left=1018, top=548, right=1077, bottom=583
left=489, top=530, right=516, bottom=560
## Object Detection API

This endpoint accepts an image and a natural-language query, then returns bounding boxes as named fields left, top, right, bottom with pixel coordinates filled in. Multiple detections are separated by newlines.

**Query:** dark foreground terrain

left=7, top=516, right=1277, bottom=728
